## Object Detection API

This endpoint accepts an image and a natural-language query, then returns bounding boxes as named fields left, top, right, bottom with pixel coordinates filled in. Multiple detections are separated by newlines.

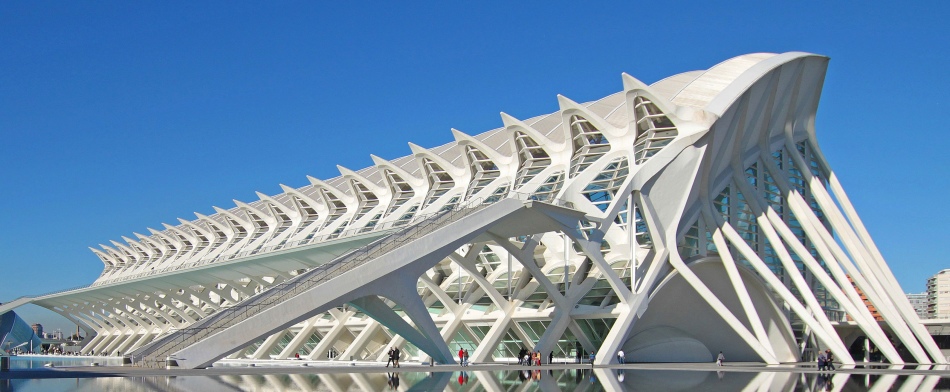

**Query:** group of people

left=517, top=347, right=552, bottom=366
left=385, top=346, right=401, bottom=368
left=457, top=348, right=470, bottom=366
left=5, top=348, right=81, bottom=356
left=817, top=349, right=835, bottom=371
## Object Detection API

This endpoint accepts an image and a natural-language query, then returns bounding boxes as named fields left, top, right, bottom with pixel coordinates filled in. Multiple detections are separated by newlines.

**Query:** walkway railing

left=92, top=192, right=568, bottom=287
left=135, top=193, right=572, bottom=365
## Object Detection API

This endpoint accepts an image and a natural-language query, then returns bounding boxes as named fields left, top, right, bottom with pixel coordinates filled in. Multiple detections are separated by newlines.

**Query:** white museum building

left=1, top=52, right=942, bottom=368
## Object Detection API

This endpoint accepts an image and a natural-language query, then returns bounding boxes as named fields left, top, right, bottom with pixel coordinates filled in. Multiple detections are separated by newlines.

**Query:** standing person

left=519, top=347, right=527, bottom=365
left=393, top=346, right=401, bottom=368
left=817, top=350, right=826, bottom=372
left=459, top=347, right=465, bottom=365
left=589, top=351, right=595, bottom=367
left=463, top=349, right=469, bottom=366
left=617, top=349, right=625, bottom=364
left=825, top=349, right=835, bottom=371
left=548, top=351, right=554, bottom=365
left=386, top=347, right=394, bottom=368
left=716, top=351, right=725, bottom=366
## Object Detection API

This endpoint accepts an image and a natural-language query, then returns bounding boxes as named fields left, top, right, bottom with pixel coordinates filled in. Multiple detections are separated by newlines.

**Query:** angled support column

left=718, top=221, right=850, bottom=360
left=793, top=141, right=941, bottom=363
left=705, top=220, right=775, bottom=359
left=367, top=280, right=455, bottom=364
left=338, top=319, right=381, bottom=361
left=250, top=329, right=287, bottom=359
left=761, top=153, right=910, bottom=363
left=307, top=309, right=354, bottom=360
left=159, top=293, right=202, bottom=323
left=733, top=175, right=844, bottom=358
left=81, top=334, right=107, bottom=354
left=759, top=200, right=899, bottom=363
left=278, top=316, right=320, bottom=359
left=667, top=249, right=780, bottom=364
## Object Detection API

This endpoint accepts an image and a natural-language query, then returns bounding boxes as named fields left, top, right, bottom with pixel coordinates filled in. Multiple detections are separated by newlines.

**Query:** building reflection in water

left=3, top=368, right=948, bottom=391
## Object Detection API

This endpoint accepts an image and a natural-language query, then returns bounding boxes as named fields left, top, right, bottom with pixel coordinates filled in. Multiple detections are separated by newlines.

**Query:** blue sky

left=1, top=2, right=947, bottom=331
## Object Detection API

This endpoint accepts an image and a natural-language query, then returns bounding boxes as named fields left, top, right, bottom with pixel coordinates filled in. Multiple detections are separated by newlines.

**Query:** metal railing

left=93, top=192, right=571, bottom=287
left=135, top=193, right=572, bottom=365
left=1, top=284, right=93, bottom=305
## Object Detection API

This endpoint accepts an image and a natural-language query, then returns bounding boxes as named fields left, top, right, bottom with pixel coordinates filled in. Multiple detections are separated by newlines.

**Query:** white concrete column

left=306, top=309, right=354, bottom=360
left=250, top=329, right=288, bottom=359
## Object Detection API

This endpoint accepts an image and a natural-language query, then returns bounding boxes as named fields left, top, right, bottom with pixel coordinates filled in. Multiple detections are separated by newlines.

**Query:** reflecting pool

left=6, top=356, right=121, bottom=370
left=2, top=361, right=949, bottom=391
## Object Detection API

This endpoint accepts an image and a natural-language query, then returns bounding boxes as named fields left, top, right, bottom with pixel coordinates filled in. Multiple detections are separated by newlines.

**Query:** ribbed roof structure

left=1, top=52, right=941, bottom=369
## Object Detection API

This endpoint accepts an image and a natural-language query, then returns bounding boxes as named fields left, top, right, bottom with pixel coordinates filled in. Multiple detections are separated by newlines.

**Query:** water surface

left=2, top=358, right=948, bottom=391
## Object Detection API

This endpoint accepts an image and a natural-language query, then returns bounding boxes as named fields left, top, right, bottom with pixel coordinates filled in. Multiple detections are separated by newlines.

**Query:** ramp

left=134, top=198, right=583, bottom=368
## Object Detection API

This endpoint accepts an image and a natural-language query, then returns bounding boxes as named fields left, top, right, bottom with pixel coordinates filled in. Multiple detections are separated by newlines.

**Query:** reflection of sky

left=1, top=368, right=948, bottom=391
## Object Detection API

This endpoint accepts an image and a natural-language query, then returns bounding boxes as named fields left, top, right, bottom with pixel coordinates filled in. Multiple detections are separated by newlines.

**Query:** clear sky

left=1, top=2, right=948, bottom=332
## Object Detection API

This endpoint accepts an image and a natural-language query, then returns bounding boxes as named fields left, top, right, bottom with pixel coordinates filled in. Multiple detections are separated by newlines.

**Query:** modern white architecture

left=1, top=52, right=942, bottom=368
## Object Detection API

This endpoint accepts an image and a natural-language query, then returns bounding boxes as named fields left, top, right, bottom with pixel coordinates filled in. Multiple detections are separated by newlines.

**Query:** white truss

left=4, top=52, right=941, bottom=365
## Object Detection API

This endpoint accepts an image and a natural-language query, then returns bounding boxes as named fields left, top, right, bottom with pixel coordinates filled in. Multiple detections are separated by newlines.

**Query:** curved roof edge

left=703, top=52, right=830, bottom=116
left=671, top=53, right=778, bottom=108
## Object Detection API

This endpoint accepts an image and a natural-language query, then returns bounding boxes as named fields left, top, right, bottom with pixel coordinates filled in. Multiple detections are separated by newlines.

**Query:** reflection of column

left=471, top=370, right=505, bottom=392
left=316, top=373, right=346, bottom=392
left=867, top=374, right=897, bottom=392
left=918, top=376, right=942, bottom=392
left=288, top=374, right=316, bottom=391
left=743, top=372, right=778, bottom=392
left=349, top=372, right=377, bottom=392
left=263, top=375, right=287, bottom=390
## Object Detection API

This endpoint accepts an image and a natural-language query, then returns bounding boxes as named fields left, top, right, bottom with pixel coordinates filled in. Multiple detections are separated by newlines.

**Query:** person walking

left=825, top=349, right=835, bottom=371
left=386, top=347, right=395, bottom=367
left=716, top=351, right=725, bottom=366
left=548, top=351, right=554, bottom=365
left=459, top=347, right=465, bottom=365
left=463, top=349, right=469, bottom=366
left=393, top=346, right=401, bottom=368
left=617, top=349, right=625, bottom=364
left=817, top=350, right=827, bottom=372
left=589, top=351, right=595, bottom=367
